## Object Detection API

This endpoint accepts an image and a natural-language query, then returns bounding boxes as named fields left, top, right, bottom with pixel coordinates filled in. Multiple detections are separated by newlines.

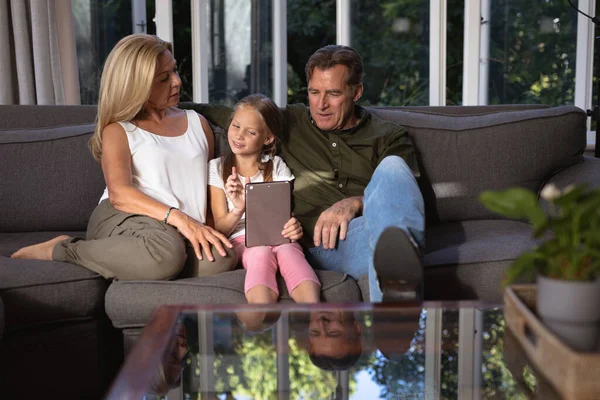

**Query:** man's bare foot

left=11, top=235, right=71, bottom=260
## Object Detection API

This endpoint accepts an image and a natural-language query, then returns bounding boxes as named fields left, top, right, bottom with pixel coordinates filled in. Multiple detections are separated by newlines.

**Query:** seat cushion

left=423, top=220, right=537, bottom=302
left=105, top=269, right=362, bottom=329
left=0, top=232, right=108, bottom=332
left=424, top=219, right=536, bottom=267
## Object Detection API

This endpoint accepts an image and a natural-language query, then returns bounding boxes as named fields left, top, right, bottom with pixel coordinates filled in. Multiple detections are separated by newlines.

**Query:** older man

left=199, top=45, right=425, bottom=302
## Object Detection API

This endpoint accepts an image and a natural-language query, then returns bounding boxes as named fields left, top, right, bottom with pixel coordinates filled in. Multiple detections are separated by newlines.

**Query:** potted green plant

left=479, top=183, right=600, bottom=351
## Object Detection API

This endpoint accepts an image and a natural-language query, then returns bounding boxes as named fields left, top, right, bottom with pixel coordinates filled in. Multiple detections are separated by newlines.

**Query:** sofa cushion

left=423, top=220, right=537, bottom=302
left=424, top=220, right=535, bottom=267
left=370, top=106, right=587, bottom=224
left=105, top=269, right=362, bottom=328
left=0, top=124, right=105, bottom=232
left=0, top=232, right=108, bottom=332
left=425, top=260, right=512, bottom=303
left=0, top=105, right=97, bottom=129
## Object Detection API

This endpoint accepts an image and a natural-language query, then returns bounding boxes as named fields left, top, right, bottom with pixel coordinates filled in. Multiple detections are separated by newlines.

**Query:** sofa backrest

left=0, top=105, right=229, bottom=233
left=368, top=105, right=587, bottom=224
left=0, top=104, right=587, bottom=232
left=0, top=105, right=101, bottom=232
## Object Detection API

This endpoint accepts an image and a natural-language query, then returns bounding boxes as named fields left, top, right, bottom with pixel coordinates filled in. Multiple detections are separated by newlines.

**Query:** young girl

left=208, top=94, right=321, bottom=305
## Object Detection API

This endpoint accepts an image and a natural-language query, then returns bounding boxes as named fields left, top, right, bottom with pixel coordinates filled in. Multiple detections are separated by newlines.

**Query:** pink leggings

left=231, top=236, right=321, bottom=295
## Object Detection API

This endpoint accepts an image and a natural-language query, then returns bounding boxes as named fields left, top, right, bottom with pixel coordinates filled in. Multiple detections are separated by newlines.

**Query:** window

left=72, top=0, right=133, bottom=104
left=485, top=0, right=577, bottom=105
left=72, top=0, right=592, bottom=112
left=351, top=0, right=431, bottom=106
left=287, top=0, right=336, bottom=105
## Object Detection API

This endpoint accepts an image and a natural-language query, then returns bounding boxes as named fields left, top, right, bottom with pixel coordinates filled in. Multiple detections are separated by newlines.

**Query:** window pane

left=287, top=0, right=336, bottom=105
left=447, top=1, right=464, bottom=105
left=207, top=0, right=273, bottom=105
left=351, top=0, right=430, bottom=106
left=486, top=0, right=577, bottom=105
left=72, top=0, right=132, bottom=104
left=171, top=0, right=193, bottom=102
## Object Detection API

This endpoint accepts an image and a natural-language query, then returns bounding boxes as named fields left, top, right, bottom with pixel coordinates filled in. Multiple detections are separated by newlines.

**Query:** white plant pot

left=537, top=275, right=600, bottom=352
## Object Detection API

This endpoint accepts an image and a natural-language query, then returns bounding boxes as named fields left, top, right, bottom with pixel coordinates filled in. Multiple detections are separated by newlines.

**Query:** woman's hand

left=282, top=216, right=303, bottom=242
left=170, top=210, right=232, bottom=261
left=225, top=167, right=245, bottom=213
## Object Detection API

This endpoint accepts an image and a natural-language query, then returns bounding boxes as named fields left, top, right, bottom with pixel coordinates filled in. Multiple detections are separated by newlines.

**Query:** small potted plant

left=479, top=183, right=600, bottom=351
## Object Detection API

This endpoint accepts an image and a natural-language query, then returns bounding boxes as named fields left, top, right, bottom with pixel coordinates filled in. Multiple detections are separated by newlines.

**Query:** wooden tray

left=504, top=285, right=600, bottom=400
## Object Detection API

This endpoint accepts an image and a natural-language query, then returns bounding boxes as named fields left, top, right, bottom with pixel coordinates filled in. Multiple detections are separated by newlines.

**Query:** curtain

left=0, top=0, right=80, bottom=105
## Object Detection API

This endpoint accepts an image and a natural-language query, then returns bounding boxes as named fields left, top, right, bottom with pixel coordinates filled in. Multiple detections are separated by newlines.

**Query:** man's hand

left=313, top=196, right=363, bottom=249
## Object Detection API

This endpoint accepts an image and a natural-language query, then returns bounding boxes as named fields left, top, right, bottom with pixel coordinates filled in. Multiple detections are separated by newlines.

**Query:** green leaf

left=553, top=184, right=588, bottom=207
left=503, top=251, right=545, bottom=286
left=479, top=188, right=544, bottom=224
left=532, top=219, right=549, bottom=237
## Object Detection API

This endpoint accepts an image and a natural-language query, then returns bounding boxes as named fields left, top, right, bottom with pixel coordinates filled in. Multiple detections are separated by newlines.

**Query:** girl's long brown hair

left=220, top=94, right=283, bottom=184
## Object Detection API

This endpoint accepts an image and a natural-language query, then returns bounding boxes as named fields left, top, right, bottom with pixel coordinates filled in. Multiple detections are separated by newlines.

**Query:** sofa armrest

left=0, top=295, right=4, bottom=339
left=542, top=156, right=600, bottom=191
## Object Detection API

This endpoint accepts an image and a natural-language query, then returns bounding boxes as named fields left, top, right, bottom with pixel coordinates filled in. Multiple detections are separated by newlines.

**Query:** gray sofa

left=1, top=103, right=598, bottom=398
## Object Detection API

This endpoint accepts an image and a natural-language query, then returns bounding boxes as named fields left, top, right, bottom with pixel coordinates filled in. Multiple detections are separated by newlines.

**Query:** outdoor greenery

left=169, top=309, right=535, bottom=400
left=480, top=183, right=600, bottom=284
left=486, top=0, right=578, bottom=106
left=76, top=0, right=584, bottom=108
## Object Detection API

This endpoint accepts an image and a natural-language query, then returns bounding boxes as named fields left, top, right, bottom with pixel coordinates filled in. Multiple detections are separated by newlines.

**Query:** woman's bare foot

left=10, top=235, right=71, bottom=260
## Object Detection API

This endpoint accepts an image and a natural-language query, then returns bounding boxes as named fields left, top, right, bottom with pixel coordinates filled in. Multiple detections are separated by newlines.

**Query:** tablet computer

left=245, top=181, right=292, bottom=247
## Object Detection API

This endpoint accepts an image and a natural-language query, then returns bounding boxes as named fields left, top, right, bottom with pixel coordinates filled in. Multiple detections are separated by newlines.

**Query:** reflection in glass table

left=107, top=303, right=559, bottom=400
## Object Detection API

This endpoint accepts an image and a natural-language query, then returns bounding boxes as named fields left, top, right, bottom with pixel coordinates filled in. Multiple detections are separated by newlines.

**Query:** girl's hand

left=225, top=166, right=245, bottom=213
left=171, top=210, right=232, bottom=261
left=282, top=216, right=303, bottom=242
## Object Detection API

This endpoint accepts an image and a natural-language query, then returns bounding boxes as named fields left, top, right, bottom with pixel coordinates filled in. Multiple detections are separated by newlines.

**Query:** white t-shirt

left=99, top=110, right=209, bottom=223
left=208, top=155, right=294, bottom=239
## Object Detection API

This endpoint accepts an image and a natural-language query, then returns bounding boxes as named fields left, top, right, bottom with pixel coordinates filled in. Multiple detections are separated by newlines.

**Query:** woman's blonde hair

left=89, top=34, right=173, bottom=161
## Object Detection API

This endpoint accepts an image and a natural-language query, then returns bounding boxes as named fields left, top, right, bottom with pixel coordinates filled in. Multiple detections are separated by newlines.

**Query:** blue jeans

left=306, top=156, right=425, bottom=302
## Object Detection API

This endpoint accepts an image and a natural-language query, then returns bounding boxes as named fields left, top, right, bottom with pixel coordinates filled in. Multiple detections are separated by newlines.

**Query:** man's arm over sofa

left=181, top=103, right=233, bottom=129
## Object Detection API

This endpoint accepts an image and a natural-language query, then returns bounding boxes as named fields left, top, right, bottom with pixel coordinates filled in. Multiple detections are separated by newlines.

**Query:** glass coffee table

left=106, top=302, right=560, bottom=399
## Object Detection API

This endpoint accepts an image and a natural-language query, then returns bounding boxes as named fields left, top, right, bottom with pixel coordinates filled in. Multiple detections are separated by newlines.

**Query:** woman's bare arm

left=101, top=122, right=231, bottom=260
left=101, top=122, right=173, bottom=218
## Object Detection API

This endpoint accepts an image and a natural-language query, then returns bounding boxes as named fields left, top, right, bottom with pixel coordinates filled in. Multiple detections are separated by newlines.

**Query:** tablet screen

left=245, top=181, right=292, bottom=247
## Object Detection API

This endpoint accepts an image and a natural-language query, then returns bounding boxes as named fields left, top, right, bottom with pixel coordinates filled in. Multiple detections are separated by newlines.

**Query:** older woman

left=12, top=34, right=237, bottom=279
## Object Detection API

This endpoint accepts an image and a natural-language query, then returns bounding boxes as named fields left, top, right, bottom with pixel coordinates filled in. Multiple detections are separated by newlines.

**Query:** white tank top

left=99, top=110, right=209, bottom=223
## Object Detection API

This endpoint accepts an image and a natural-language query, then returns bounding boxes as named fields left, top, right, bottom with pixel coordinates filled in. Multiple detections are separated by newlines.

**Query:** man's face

left=308, top=310, right=362, bottom=359
left=164, top=324, right=188, bottom=381
left=307, top=65, right=363, bottom=131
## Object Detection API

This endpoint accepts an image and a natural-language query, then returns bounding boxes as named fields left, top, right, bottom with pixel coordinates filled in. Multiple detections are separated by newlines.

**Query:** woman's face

left=146, top=50, right=181, bottom=110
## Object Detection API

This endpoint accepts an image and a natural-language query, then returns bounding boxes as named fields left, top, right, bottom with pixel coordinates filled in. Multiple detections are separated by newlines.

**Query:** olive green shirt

left=194, top=103, right=419, bottom=248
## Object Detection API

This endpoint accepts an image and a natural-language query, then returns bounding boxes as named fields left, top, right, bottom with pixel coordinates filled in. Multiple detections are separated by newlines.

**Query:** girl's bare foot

left=10, top=235, right=71, bottom=260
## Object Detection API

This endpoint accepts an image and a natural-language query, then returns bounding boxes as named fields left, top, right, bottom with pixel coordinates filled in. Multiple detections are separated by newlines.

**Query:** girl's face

left=228, top=106, right=274, bottom=158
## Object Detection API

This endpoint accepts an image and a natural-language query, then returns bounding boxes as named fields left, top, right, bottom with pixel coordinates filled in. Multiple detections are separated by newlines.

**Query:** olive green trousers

left=53, top=200, right=238, bottom=280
